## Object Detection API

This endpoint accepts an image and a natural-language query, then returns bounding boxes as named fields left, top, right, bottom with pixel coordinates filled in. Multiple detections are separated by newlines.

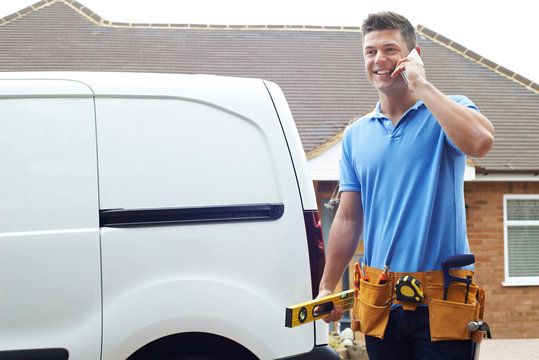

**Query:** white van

left=0, top=72, right=337, bottom=360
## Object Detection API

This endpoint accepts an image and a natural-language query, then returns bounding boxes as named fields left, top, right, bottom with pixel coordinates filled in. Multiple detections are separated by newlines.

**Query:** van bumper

left=279, top=345, right=340, bottom=360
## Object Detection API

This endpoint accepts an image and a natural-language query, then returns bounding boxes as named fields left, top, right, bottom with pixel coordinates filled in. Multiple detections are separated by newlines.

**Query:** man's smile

left=374, top=69, right=394, bottom=75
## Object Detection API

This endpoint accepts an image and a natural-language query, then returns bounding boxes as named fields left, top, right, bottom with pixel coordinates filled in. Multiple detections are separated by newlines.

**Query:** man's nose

left=374, top=51, right=388, bottom=63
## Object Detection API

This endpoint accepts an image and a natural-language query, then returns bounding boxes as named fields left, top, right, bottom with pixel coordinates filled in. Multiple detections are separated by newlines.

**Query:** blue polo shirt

left=340, top=96, right=476, bottom=272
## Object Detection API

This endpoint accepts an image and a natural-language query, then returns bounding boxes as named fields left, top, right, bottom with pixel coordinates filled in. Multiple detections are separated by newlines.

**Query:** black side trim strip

left=100, top=203, right=285, bottom=227
left=0, top=348, right=69, bottom=360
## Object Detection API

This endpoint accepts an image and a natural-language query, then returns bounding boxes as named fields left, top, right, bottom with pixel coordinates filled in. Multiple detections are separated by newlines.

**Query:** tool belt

left=351, top=266, right=487, bottom=342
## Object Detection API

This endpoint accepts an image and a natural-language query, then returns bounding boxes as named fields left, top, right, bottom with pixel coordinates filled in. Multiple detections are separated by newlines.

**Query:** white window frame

left=503, top=194, right=539, bottom=286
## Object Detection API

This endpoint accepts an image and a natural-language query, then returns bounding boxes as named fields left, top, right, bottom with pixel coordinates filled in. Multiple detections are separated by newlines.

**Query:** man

left=317, top=11, right=494, bottom=360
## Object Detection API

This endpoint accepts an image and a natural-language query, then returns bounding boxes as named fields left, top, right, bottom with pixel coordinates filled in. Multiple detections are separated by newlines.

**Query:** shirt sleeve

left=338, top=127, right=362, bottom=192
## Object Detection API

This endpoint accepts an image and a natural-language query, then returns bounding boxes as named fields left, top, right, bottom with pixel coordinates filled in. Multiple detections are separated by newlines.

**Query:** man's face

left=363, top=29, right=409, bottom=93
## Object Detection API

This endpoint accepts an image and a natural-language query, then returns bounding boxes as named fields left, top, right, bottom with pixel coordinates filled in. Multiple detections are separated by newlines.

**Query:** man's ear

left=415, top=46, right=421, bottom=55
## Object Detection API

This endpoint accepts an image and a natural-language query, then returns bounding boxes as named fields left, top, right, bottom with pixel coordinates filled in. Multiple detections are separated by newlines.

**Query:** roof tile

left=480, top=57, right=497, bottom=69
left=448, top=41, right=466, bottom=53
left=2, top=12, right=19, bottom=23
left=496, top=65, right=514, bottom=77
left=18, top=6, right=34, bottom=16
left=464, top=49, right=482, bottom=61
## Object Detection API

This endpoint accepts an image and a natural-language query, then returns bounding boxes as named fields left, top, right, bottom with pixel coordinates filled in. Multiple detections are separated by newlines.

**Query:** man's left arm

left=414, top=80, right=494, bottom=158
left=394, top=55, right=494, bottom=158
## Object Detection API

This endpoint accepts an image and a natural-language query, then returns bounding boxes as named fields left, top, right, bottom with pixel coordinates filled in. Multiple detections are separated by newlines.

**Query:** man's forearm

left=318, top=216, right=363, bottom=295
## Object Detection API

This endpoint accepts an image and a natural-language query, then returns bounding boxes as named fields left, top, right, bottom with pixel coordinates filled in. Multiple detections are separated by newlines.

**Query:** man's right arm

left=318, top=191, right=364, bottom=322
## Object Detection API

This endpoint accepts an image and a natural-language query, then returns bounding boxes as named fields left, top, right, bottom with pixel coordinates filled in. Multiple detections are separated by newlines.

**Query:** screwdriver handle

left=377, top=266, right=390, bottom=285
left=353, top=261, right=360, bottom=296
left=360, top=262, right=369, bottom=282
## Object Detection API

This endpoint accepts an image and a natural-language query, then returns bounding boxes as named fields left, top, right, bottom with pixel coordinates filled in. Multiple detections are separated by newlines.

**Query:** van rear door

left=93, top=74, right=317, bottom=359
left=0, top=79, right=101, bottom=360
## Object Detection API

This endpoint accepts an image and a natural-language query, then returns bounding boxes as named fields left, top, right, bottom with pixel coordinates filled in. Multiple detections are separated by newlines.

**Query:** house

left=1, top=0, right=538, bottom=339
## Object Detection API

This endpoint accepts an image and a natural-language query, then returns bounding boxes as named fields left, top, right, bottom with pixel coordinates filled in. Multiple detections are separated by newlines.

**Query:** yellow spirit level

left=285, top=290, right=355, bottom=328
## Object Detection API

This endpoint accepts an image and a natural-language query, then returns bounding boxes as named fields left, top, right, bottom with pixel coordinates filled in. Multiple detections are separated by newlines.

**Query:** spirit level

left=285, top=289, right=355, bottom=328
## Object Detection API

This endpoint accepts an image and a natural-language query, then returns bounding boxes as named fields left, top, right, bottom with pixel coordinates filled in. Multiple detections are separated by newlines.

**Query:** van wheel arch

left=127, top=332, right=259, bottom=360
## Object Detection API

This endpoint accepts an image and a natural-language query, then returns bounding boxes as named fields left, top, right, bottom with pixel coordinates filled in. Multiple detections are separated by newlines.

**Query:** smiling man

left=317, top=11, right=494, bottom=360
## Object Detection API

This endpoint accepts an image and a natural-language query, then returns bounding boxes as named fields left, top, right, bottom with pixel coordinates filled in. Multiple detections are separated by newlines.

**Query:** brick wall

left=466, top=181, right=539, bottom=339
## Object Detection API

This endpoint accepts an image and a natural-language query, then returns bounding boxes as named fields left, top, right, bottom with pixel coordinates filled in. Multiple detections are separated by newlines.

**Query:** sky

left=1, top=0, right=538, bottom=83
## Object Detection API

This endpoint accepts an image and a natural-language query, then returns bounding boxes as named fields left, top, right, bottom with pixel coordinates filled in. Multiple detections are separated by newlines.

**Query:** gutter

left=475, top=168, right=539, bottom=176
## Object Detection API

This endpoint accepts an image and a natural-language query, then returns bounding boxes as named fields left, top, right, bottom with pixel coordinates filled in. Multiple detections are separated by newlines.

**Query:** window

left=503, top=194, right=539, bottom=286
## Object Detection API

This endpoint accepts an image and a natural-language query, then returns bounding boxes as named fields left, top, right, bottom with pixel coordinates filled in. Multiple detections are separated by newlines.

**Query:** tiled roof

left=1, top=0, right=538, bottom=173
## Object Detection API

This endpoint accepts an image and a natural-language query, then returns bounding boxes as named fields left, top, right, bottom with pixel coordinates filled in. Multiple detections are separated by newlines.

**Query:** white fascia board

left=472, top=173, right=539, bottom=182
left=307, top=140, right=477, bottom=182
left=307, top=141, right=341, bottom=181
left=464, top=164, right=476, bottom=181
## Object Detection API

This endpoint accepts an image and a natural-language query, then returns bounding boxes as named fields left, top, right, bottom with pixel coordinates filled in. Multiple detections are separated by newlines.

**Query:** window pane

left=507, top=226, right=539, bottom=277
left=507, top=199, right=539, bottom=221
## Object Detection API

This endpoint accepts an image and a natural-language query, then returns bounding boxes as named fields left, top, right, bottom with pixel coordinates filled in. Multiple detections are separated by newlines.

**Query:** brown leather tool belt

left=352, top=266, right=486, bottom=342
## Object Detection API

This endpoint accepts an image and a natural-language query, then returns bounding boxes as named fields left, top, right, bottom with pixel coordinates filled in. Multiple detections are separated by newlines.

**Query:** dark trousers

left=365, top=306, right=473, bottom=360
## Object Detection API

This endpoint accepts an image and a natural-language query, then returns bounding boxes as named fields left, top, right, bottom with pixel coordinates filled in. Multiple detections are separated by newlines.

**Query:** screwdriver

left=377, top=266, right=390, bottom=285
left=464, top=275, right=472, bottom=304
left=360, top=262, right=369, bottom=282
left=353, top=260, right=360, bottom=296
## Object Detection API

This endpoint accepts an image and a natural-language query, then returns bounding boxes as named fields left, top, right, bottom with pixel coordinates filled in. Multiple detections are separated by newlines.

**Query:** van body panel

left=0, top=79, right=92, bottom=97
left=95, top=96, right=282, bottom=209
left=0, top=80, right=101, bottom=359
left=0, top=72, right=328, bottom=360
left=102, top=277, right=286, bottom=359
left=96, top=76, right=317, bottom=359
left=100, top=219, right=314, bottom=359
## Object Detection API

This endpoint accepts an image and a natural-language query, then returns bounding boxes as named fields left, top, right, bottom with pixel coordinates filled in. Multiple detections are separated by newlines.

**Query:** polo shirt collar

left=371, top=99, right=425, bottom=120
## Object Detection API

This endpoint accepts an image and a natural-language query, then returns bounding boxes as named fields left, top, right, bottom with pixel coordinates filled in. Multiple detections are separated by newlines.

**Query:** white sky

left=1, top=0, right=538, bottom=83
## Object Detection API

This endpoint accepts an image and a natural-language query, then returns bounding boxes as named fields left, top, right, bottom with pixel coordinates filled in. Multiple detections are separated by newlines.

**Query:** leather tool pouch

left=352, top=279, right=392, bottom=339
left=426, top=281, right=484, bottom=341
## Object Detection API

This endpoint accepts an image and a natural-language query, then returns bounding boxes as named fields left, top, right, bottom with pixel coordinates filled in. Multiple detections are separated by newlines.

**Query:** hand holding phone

left=400, top=48, right=423, bottom=84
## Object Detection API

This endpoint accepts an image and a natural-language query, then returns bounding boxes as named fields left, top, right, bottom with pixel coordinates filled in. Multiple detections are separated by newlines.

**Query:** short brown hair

left=361, top=12, right=417, bottom=52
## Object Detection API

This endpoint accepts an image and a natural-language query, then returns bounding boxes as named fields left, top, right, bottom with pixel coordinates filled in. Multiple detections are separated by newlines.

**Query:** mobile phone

left=401, top=48, right=423, bottom=84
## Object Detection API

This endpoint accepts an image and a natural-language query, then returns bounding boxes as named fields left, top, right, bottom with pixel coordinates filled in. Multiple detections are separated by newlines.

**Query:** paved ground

left=338, top=338, right=539, bottom=359
left=479, top=338, right=539, bottom=359
left=343, top=331, right=539, bottom=359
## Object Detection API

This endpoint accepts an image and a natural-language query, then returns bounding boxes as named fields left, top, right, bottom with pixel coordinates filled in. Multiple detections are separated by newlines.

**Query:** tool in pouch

left=353, top=260, right=360, bottom=296
left=437, top=254, right=491, bottom=351
left=351, top=263, right=389, bottom=331
left=395, top=275, right=424, bottom=303
left=284, top=289, right=355, bottom=328
left=442, top=253, right=475, bottom=303
left=376, top=265, right=389, bottom=285
left=392, top=254, right=475, bottom=305
left=468, top=320, right=492, bottom=360
left=350, top=260, right=362, bottom=331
